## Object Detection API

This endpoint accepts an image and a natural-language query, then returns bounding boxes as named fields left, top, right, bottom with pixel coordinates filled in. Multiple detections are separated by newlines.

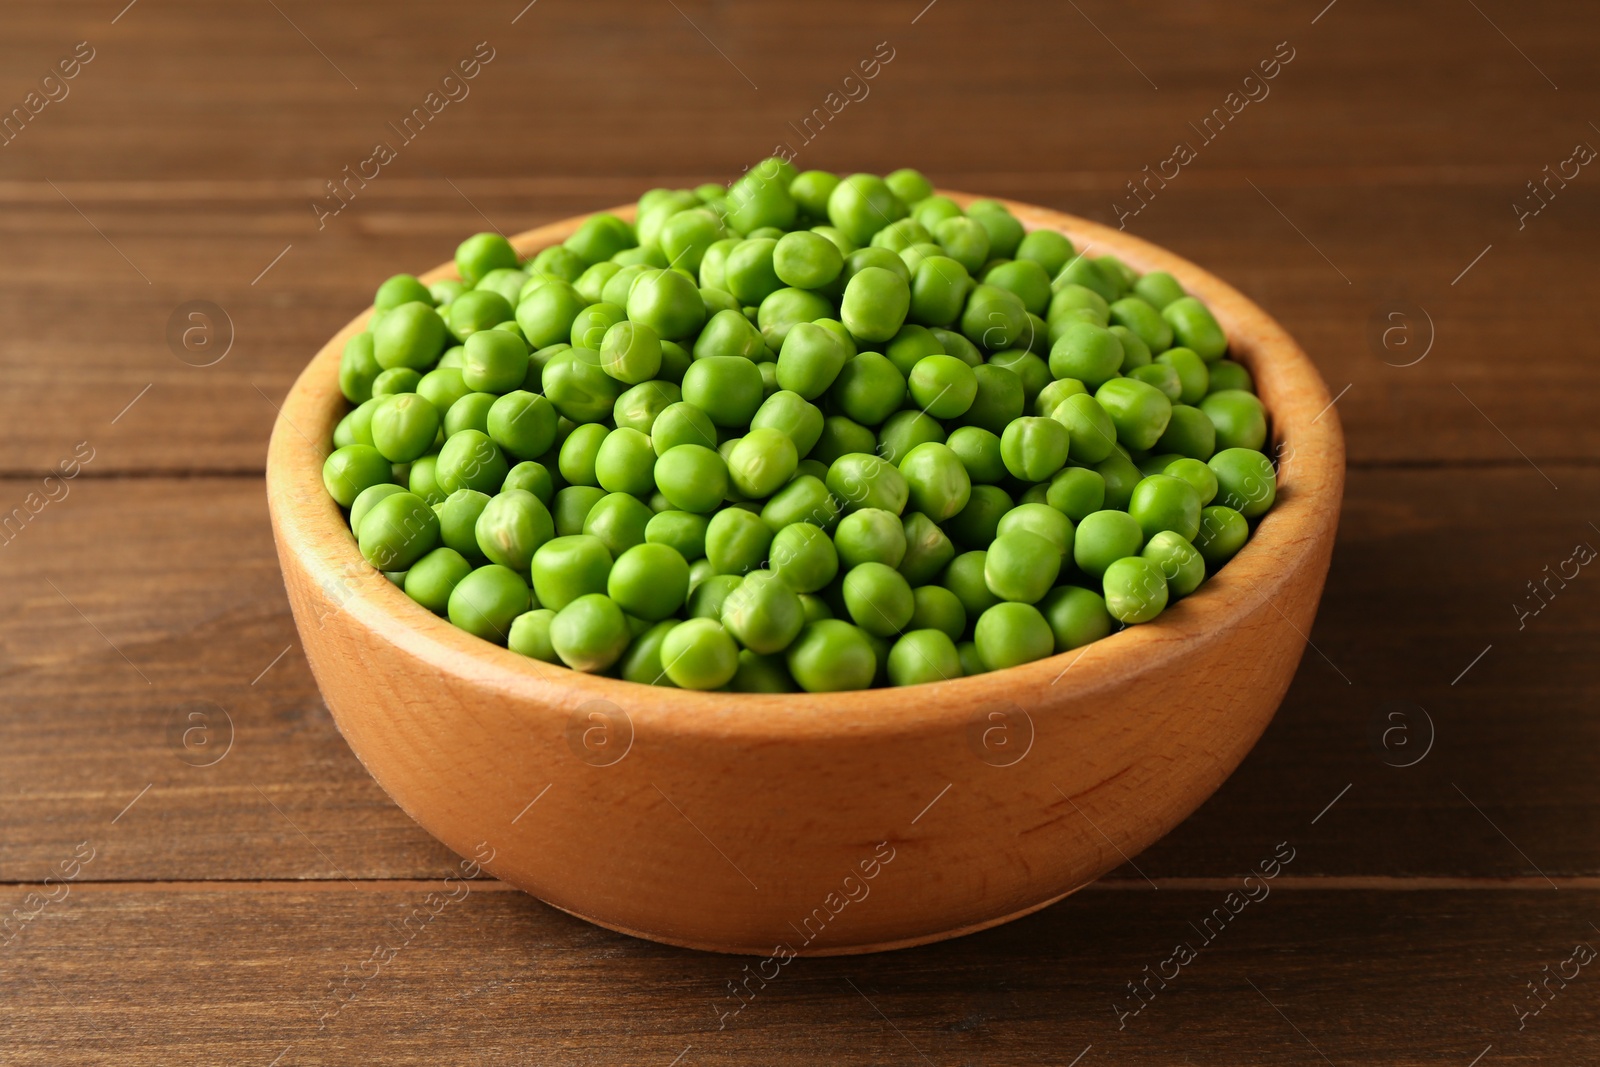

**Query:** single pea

left=623, top=268, right=704, bottom=341
left=1108, top=296, right=1174, bottom=354
left=407, top=454, right=444, bottom=506
left=645, top=509, right=710, bottom=562
left=323, top=444, right=394, bottom=508
left=657, top=207, right=725, bottom=275
left=760, top=475, right=839, bottom=531
left=1209, top=447, right=1277, bottom=518
left=967, top=201, right=1025, bottom=258
left=681, top=355, right=764, bottom=428
left=960, top=284, right=1030, bottom=352
left=1095, top=450, right=1144, bottom=511
left=558, top=422, right=608, bottom=486
left=575, top=262, right=624, bottom=305
left=946, top=425, right=1006, bottom=485
left=603, top=542, right=691, bottom=622
left=770, top=229, right=845, bottom=290
left=444, top=391, right=496, bottom=437
left=1049, top=322, right=1124, bottom=389
left=1110, top=325, right=1152, bottom=371
left=686, top=572, right=742, bottom=619
left=1016, top=229, right=1076, bottom=277
left=934, top=216, right=991, bottom=273
left=530, top=534, right=612, bottom=611
left=1103, top=556, right=1169, bottom=624
left=983, top=259, right=1052, bottom=317
left=826, top=453, right=909, bottom=515
left=811, top=415, right=877, bottom=466
left=705, top=507, right=773, bottom=575
left=583, top=492, right=653, bottom=557
left=827, top=173, right=906, bottom=247
left=907, top=255, right=971, bottom=328
left=1095, top=377, right=1174, bottom=452
left=877, top=168, right=930, bottom=206
left=515, top=281, right=588, bottom=350
left=828, top=353, right=904, bottom=427
left=447, top=290, right=516, bottom=343
left=786, top=619, right=877, bottom=692
left=744, top=392, right=822, bottom=461
left=1153, top=403, right=1217, bottom=461
left=652, top=401, right=719, bottom=456
left=834, top=508, right=908, bottom=569
left=404, top=547, right=473, bottom=615
left=615, top=619, right=675, bottom=685
left=997, top=502, right=1075, bottom=564
left=371, top=366, right=422, bottom=397
left=1163, top=456, right=1219, bottom=505
left=549, top=593, right=631, bottom=672
left=429, top=279, right=466, bottom=307
left=1133, top=270, right=1185, bottom=309
left=340, top=333, right=382, bottom=404
left=720, top=569, right=806, bottom=654
left=1074, top=509, right=1145, bottom=579
left=1053, top=255, right=1119, bottom=303
left=1046, top=467, right=1107, bottom=522
left=448, top=564, right=530, bottom=644
left=508, top=608, right=561, bottom=663
left=944, top=483, right=1012, bottom=548
left=898, top=442, right=972, bottom=522
left=1128, top=362, right=1183, bottom=402
left=654, top=444, right=728, bottom=514
left=962, top=364, right=1026, bottom=435
left=541, top=348, right=622, bottom=423
left=1039, top=585, right=1114, bottom=652
left=566, top=211, right=636, bottom=266
left=435, top=489, right=491, bottom=561
left=349, top=482, right=407, bottom=538
left=887, top=629, right=963, bottom=686
left=1194, top=504, right=1250, bottom=569
left=1142, top=530, right=1206, bottom=598
left=456, top=232, right=519, bottom=287
left=459, top=328, right=528, bottom=395
left=902, top=354, right=974, bottom=419
left=1128, top=474, right=1202, bottom=542
left=1000, top=416, right=1071, bottom=482
left=481, top=392, right=556, bottom=464
left=368, top=393, right=439, bottom=464
left=990, top=349, right=1051, bottom=405
left=1048, top=284, right=1110, bottom=328
left=375, top=273, right=434, bottom=311
left=943, top=549, right=1001, bottom=621
left=474, top=489, right=555, bottom=572
left=754, top=288, right=830, bottom=351
left=600, top=263, right=650, bottom=308
left=1161, top=296, right=1227, bottom=361
left=871, top=217, right=933, bottom=254
left=654, top=618, right=737, bottom=689
left=594, top=427, right=657, bottom=497
left=769, top=520, right=839, bottom=592
left=838, top=266, right=911, bottom=344
left=1156, top=346, right=1209, bottom=405
left=974, top=601, right=1054, bottom=670
left=911, top=194, right=962, bottom=231
left=908, top=584, right=966, bottom=641
left=898, top=511, right=956, bottom=585
left=371, top=302, right=447, bottom=371
left=416, top=367, right=472, bottom=418
left=984, top=529, right=1061, bottom=603
left=1207, top=359, right=1254, bottom=394
left=724, top=427, right=799, bottom=499
left=610, top=380, right=679, bottom=438
left=727, top=649, right=797, bottom=693
left=957, top=641, right=987, bottom=676
left=790, top=169, right=842, bottom=220
left=841, top=562, right=914, bottom=637
left=882, top=324, right=942, bottom=376
left=797, top=593, right=833, bottom=623
left=694, top=307, right=766, bottom=362
left=723, top=238, right=783, bottom=306
left=1034, top=377, right=1087, bottom=417
left=727, top=166, right=798, bottom=233
left=502, top=461, right=554, bottom=504
left=876, top=409, right=945, bottom=465
left=1200, top=390, right=1268, bottom=452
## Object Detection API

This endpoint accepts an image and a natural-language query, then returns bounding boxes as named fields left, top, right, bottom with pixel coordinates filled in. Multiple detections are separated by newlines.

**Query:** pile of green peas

left=323, top=161, right=1279, bottom=692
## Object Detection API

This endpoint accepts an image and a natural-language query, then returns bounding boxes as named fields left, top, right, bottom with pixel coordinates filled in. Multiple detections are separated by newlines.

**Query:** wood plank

left=1, top=466, right=1594, bottom=882
left=2, top=884, right=1595, bottom=1065
left=1, top=176, right=1597, bottom=473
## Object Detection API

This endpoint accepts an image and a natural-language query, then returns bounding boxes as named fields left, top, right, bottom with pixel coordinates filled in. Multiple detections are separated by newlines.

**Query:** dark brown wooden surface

left=3, top=0, right=1597, bottom=1062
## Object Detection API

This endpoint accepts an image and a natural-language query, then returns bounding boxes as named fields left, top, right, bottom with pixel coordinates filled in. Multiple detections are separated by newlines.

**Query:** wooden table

left=3, top=1, right=1596, bottom=1062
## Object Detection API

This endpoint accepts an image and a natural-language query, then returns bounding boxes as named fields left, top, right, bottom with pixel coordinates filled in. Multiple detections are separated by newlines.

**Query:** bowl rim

left=266, top=191, right=1345, bottom=741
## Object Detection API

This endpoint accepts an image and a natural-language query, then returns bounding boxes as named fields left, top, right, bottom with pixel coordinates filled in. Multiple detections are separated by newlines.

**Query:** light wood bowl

left=267, top=194, right=1344, bottom=956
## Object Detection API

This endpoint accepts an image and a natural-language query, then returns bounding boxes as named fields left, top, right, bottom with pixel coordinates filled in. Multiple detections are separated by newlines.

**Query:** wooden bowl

left=267, top=194, right=1344, bottom=956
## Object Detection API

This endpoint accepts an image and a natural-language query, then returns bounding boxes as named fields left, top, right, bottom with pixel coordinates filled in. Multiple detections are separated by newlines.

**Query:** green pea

left=1034, top=377, right=1087, bottom=418
left=983, top=259, right=1052, bottom=316
left=871, top=217, right=933, bottom=254
left=1095, top=377, right=1173, bottom=452
left=374, top=302, right=447, bottom=370
left=891, top=441, right=969, bottom=522
left=786, top=619, right=876, bottom=692
left=375, top=273, right=434, bottom=311
left=769, top=521, right=838, bottom=593
left=839, top=266, right=911, bottom=344
left=514, top=281, right=587, bottom=350
left=652, top=401, right=719, bottom=456
left=934, top=216, right=991, bottom=273
left=600, top=263, right=650, bottom=308
left=355, top=489, right=438, bottom=571
left=1103, top=556, right=1168, bottom=625
left=481, top=391, right=556, bottom=463
left=558, top=422, right=607, bottom=486
left=1128, top=474, right=1202, bottom=542
left=945, top=426, right=1005, bottom=485
left=705, top=507, right=773, bottom=575
left=1133, top=270, right=1185, bottom=309
left=685, top=572, right=738, bottom=619
left=1200, top=390, right=1268, bottom=451
left=908, top=584, right=966, bottom=640
left=997, top=502, right=1075, bottom=563
left=323, top=444, right=393, bottom=507
left=591, top=428, right=653, bottom=498
left=1207, top=359, right=1254, bottom=394
left=1000, top=416, right=1070, bottom=482
left=962, top=364, right=1025, bottom=435
left=750, top=390, right=824, bottom=457
left=1074, top=509, right=1144, bottom=579
left=447, top=564, right=530, bottom=644
left=974, top=601, right=1054, bottom=670
left=574, top=263, right=624, bottom=305
left=404, top=547, right=473, bottom=615
left=876, top=409, right=944, bottom=465
left=508, top=608, right=561, bottom=663
left=827, top=173, right=906, bottom=246
left=547, top=593, right=630, bottom=672
left=790, top=169, right=841, bottom=220
left=958, top=641, right=987, bottom=675
left=1142, top=530, right=1205, bottom=598
left=530, top=534, right=612, bottom=611
left=652, top=618, right=735, bottom=689
left=1095, top=451, right=1144, bottom=511
left=455, top=232, right=518, bottom=287
left=887, top=629, right=962, bottom=686
left=718, top=569, right=804, bottom=654
left=898, top=512, right=956, bottom=585
left=1128, top=362, right=1182, bottom=402
left=408, top=454, right=444, bottom=505
left=841, top=562, right=914, bottom=637
left=1046, top=467, right=1106, bottom=521
left=984, top=529, right=1060, bottom=603
left=435, top=488, right=490, bottom=560
left=899, top=354, right=972, bottom=420
left=961, top=284, right=1030, bottom=352
left=967, top=201, right=1025, bottom=258
left=1048, top=284, right=1110, bottom=329
left=643, top=508, right=708, bottom=560
left=582, top=492, right=653, bottom=557
left=416, top=368, right=471, bottom=419
left=942, top=549, right=1000, bottom=621
left=1154, top=404, right=1217, bottom=460
left=882, top=324, right=942, bottom=376
left=651, top=444, right=727, bottom=514
left=502, top=461, right=554, bottom=504
left=834, top=508, right=907, bottom=569
left=1194, top=504, right=1249, bottom=570
left=654, top=208, right=722, bottom=275
left=1016, top=229, right=1076, bottom=277
left=832, top=352, right=907, bottom=426
left=724, top=238, right=783, bottom=306
left=908, top=255, right=971, bottom=328
left=760, top=475, right=839, bottom=532
left=726, top=167, right=797, bottom=234
left=1048, top=322, right=1123, bottom=389
left=473, top=489, right=554, bottom=572
left=1156, top=346, right=1208, bottom=404
left=1107, top=296, right=1172, bottom=354
left=596, top=542, right=689, bottom=622
left=541, top=348, right=622, bottom=423
left=944, top=483, right=1012, bottom=548
left=681, top=355, right=764, bottom=427
left=368, top=393, right=439, bottom=464
left=769, top=230, right=844, bottom=290
left=726, top=427, right=799, bottom=498
left=458, top=328, right=527, bottom=394
left=609, top=381, right=679, bottom=438
left=912, top=195, right=962, bottom=231
left=826, top=453, right=909, bottom=515
left=1161, top=457, right=1217, bottom=506
left=340, top=333, right=382, bottom=403
left=1161, top=296, right=1227, bottom=361
left=619, top=267, right=702, bottom=341
left=723, top=649, right=794, bottom=692
left=429, top=279, right=466, bottom=307
left=694, top=308, right=766, bottom=361
left=1039, top=585, right=1113, bottom=652
left=1053, top=255, right=1118, bottom=303
left=350, top=482, right=407, bottom=537
left=1209, top=447, right=1277, bottom=519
